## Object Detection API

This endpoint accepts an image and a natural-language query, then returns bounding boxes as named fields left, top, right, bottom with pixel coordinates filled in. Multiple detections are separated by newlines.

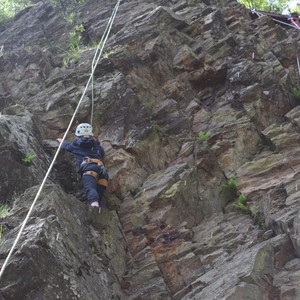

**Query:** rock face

left=1, top=0, right=300, bottom=299
left=1, top=185, right=126, bottom=299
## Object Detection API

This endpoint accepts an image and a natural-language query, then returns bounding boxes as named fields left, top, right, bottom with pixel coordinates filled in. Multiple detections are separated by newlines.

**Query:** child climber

left=57, top=123, right=108, bottom=209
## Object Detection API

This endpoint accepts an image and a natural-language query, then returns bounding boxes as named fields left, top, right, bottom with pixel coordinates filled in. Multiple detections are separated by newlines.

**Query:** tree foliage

left=239, top=0, right=298, bottom=14
left=0, top=0, right=32, bottom=19
left=0, top=0, right=86, bottom=20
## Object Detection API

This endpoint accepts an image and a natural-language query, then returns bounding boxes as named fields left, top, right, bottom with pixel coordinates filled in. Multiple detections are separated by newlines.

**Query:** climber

left=57, top=123, right=108, bottom=209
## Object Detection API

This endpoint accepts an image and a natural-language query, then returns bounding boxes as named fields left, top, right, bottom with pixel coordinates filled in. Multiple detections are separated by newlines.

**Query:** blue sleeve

left=61, top=141, right=74, bottom=153
left=96, top=141, right=105, bottom=160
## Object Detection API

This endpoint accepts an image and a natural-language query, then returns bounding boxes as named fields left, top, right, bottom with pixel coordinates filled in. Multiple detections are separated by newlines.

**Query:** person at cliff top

left=57, top=123, right=108, bottom=209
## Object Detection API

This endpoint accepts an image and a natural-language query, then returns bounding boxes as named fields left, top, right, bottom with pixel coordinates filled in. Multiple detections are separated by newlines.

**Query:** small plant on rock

left=197, top=131, right=211, bottom=141
left=64, top=11, right=77, bottom=23
left=151, top=121, right=170, bottom=135
left=292, top=87, right=300, bottom=102
left=12, top=191, right=20, bottom=201
left=236, top=193, right=250, bottom=214
left=0, top=204, right=10, bottom=218
left=254, top=214, right=267, bottom=230
left=226, top=178, right=237, bottom=191
left=224, top=177, right=238, bottom=204
left=103, top=51, right=110, bottom=59
left=203, top=110, right=213, bottom=118
left=63, top=24, right=85, bottom=65
left=22, top=152, right=36, bottom=165
left=0, top=0, right=32, bottom=20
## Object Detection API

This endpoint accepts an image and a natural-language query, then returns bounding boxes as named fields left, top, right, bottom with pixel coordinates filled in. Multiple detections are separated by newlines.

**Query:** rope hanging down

left=90, top=0, right=120, bottom=125
left=250, top=9, right=300, bottom=30
left=0, top=0, right=121, bottom=281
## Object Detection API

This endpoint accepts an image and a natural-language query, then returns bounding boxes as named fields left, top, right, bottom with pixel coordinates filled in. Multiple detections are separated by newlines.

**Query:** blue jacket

left=61, top=137, right=105, bottom=172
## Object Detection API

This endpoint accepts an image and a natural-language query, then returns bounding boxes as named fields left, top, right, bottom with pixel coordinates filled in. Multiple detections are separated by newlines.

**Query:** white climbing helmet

left=75, top=123, right=93, bottom=137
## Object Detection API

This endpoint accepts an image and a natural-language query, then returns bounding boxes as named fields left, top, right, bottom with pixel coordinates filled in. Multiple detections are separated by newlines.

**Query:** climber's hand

left=99, top=165, right=108, bottom=178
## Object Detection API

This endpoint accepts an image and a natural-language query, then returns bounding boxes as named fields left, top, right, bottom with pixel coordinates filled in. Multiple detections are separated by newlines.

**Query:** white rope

left=272, top=17, right=300, bottom=29
left=90, top=0, right=121, bottom=125
left=250, top=9, right=300, bottom=29
left=0, top=0, right=122, bottom=281
left=297, top=55, right=300, bottom=75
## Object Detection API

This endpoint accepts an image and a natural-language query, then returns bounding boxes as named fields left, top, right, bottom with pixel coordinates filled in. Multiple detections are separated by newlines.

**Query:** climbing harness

left=0, top=0, right=121, bottom=281
left=81, top=157, right=109, bottom=186
left=83, top=171, right=108, bottom=186
left=81, top=157, right=104, bottom=166
left=84, top=170, right=100, bottom=178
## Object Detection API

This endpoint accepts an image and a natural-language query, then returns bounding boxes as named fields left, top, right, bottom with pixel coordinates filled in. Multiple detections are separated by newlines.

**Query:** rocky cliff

left=1, top=0, right=300, bottom=299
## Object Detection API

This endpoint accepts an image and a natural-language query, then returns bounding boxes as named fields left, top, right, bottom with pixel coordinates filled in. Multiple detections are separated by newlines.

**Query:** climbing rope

left=90, top=0, right=121, bottom=125
left=290, top=17, right=300, bottom=29
left=275, top=17, right=300, bottom=29
left=250, top=9, right=300, bottom=79
left=0, top=0, right=122, bottom=281
left=250, top=9, right=300, bottom=30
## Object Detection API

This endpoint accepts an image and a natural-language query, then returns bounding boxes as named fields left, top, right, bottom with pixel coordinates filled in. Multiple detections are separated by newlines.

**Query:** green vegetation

left=197, top=131, right=211, bottom=141
left=236, top=193, right=250, bottom=213
left=203, top=111, right=213, bottom=118
left=224, top=178, right=255, bottom=218
left=12, top=191, right=20, bottom=201
left=0, top=204, right=9, bottom=244
left=22, top=152, right=36, bottom=165
left=160, top=124, right=170, bottom=134
left=101, top=47, right=115, bottom=59
left=224, top=178, right=239, bottom=209
left=0, top=205, right=9, bottom=243
left=144, top=100, right=154, bottom=115
left=64, top=11, right=77, bottom=24
left=63, top=24, right=85, bottom=65
left=231, top=189, right=268, bottom=229
left=0, top=0, right=32, bottom=19
left=292, top=87, right=300, bottom=102
left=254, top=214, right=267, bottom=230
left=87, top=40, right=101, bottom=49
left=103, top=51, right=110, bottom=59
left=0, top=204, right=10, bottom=217
left=0, top=0, right=87, bottom=20
left=151, top=121, right=170, bottom=135
left=235, top=193, right=267, bottom=230
left=226, top=178, right=237, bottom=191
left=238, top=0, right=297, bottom=13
